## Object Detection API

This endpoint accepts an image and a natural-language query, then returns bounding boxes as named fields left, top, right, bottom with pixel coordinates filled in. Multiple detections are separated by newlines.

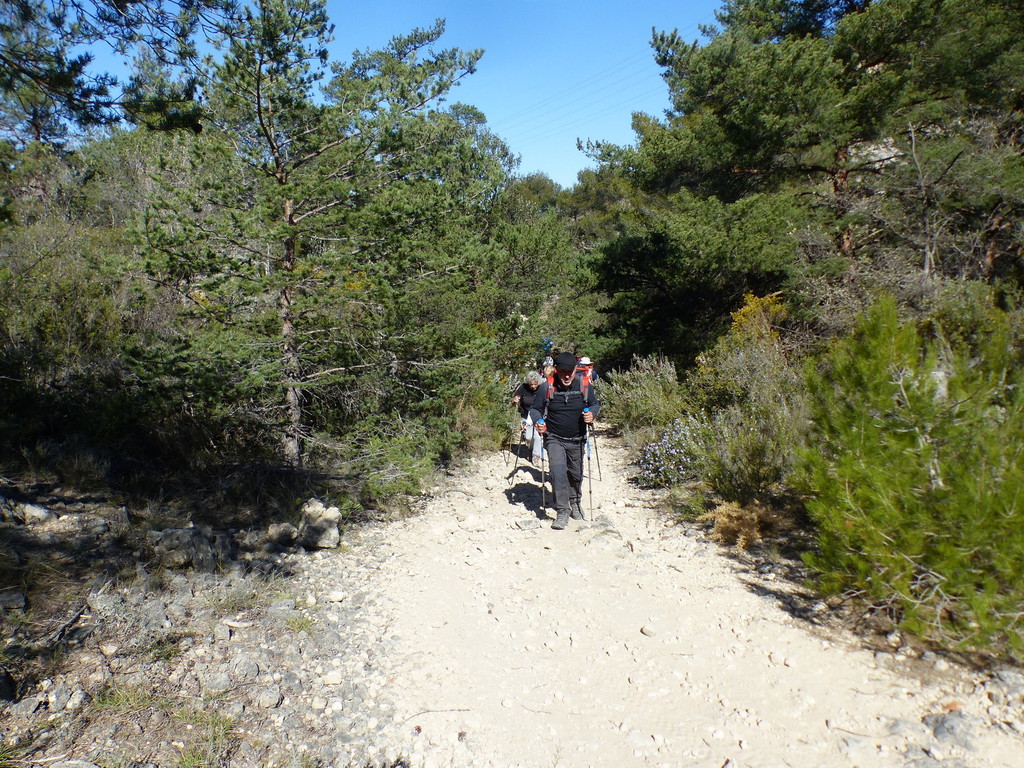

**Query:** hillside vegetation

left=2, top=0, right=1023, bottom=662
left=590, top=0, right=1024, bottom=659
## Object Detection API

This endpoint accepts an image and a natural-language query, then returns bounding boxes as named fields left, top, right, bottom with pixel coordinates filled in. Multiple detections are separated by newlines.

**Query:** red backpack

left=541, top=366, right=592, bottom=404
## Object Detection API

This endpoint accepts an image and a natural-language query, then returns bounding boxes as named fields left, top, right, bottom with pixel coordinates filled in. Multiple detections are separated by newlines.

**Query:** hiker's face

left=528, top=381, right=539, bottom=390
left=557, top=368, right=574, bottom=385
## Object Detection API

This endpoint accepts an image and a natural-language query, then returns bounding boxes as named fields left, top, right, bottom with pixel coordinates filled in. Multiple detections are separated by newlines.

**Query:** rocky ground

left=2, top=429, right=1023, bottom=767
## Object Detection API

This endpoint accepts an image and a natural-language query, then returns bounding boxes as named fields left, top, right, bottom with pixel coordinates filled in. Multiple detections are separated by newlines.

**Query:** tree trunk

left=280, top=285, right=303, bottom=470
left=833, top=149, right=854, bottom=260
left=280, top=201, right=303, bottom=470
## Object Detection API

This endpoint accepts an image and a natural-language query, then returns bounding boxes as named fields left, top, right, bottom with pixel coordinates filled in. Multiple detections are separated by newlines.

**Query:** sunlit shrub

left=623, top=296, right=807, bottom=501
left=683, top=293, right=808, bottom=502
left=704, top=404, right=793, bottom=504
left=797, top=295, right=1024, bottom=657
left=601, top=355, right=687, bottom=449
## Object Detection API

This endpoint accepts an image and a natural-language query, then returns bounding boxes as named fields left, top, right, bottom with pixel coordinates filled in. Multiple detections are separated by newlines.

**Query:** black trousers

left=544, top=434, right=584, bottom=513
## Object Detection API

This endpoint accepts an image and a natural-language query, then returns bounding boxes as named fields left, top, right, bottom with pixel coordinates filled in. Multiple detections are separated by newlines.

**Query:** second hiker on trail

left=512, top=370, right=544, bottom=464
left=530, top=351, right=600, bottom=530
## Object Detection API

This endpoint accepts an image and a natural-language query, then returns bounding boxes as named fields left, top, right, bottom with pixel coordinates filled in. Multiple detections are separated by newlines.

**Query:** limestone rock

left=149, top=525, right=219, bottom=571
left=0, top=590, right=26, bottom=610
left=298, top=498, right=342, bottom=549
left=267, top=521, right=299, bottom=547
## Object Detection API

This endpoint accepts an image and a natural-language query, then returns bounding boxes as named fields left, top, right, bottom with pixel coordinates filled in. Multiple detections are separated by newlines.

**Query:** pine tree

left=799, top=295, right=1024, bottom=654
left=141, top=0, right=502, bottom=470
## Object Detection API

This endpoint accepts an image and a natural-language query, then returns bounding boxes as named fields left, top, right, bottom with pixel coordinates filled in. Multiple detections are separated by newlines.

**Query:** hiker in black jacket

left=512, top=370, right=543, bottom=419
left=512, top=370, right=544, bottom=463
left=529, top=351, right=600, bottom=530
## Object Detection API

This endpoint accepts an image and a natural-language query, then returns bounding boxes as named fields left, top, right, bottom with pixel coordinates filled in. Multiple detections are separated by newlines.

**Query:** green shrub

left=601, top=355, right=687, bottom=448
left=343, top=420, right=436, bottom=504
left=798, top=295, right=1024, bottom=657
left=454, top=378, right=511, bottom=454
left=704, top=404, right=793, bottom=504
left=659, top=486, right=712, bottom=523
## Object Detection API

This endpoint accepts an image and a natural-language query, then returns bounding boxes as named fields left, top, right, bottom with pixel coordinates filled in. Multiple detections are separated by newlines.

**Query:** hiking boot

left=569, top=501, right=584, bottom=520
left=552, top=510, right=569, bottom=530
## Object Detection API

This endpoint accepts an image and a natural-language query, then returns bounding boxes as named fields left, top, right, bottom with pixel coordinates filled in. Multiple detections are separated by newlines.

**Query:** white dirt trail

left=366, top=430, right=1022, bottom=768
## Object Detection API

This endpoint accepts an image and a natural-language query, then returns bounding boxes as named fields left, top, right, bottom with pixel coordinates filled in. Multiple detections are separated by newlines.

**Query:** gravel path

left=3, top=430, right=1023, bottom=768
left=355, top=429, right=1024, bottom=768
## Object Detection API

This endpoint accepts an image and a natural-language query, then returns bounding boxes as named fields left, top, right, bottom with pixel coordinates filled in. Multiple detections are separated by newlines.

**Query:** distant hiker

left=578, top=356, right=598, bottom=383
left=512, top=370, right=544, bottom=463
left=541, top=355, right=555, bottom=380
left=530, top=351, right=599, bottom=530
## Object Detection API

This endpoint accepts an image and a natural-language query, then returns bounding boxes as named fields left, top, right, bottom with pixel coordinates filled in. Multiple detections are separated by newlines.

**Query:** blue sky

left=324, top=1, right=724, bottom=188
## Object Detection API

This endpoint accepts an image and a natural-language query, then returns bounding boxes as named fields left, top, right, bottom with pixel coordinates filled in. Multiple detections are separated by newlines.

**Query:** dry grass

left=201, top=582, right=266, bottom=617
left=285, top=614, right=315, bottom=633
left=92, top=684, right=175, bottom=714
left=87, top=685, right=237, bottom=768
left=699, top=500, right=795, bottom=550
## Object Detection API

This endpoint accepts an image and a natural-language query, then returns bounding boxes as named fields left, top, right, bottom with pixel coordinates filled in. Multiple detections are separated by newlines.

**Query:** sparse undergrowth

left=698, top=500, right=798, bottom=551
left=88, top=684, right=236, bottom=768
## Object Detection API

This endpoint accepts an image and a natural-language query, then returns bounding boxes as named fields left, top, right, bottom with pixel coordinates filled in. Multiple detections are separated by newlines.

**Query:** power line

left=495, top=50, right=654, bottom=129
left=506, top=84, right=667, bottom=147
left=495, top=56, right=660, bottom=134
left=488, top=11, right=717, bottom=156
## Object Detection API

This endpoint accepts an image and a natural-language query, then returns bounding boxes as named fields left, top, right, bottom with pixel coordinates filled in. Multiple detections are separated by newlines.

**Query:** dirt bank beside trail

left=370, top=428, right=1024, bottom=768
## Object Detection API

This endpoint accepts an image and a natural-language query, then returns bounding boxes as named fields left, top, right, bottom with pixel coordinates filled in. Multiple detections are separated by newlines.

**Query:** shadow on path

left=504, top=477, right=550, bottom=520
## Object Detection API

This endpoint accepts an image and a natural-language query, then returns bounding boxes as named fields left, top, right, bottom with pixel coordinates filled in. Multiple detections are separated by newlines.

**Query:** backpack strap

left=578, top=368, right=591, bottom=400
left=544, top=370, right=591, bottom=401
left=537, top=380, right=553, bottom=421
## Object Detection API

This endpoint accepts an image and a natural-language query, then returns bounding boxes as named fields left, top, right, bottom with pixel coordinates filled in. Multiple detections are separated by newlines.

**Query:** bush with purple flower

left=636, top=414, right=713, bottom=488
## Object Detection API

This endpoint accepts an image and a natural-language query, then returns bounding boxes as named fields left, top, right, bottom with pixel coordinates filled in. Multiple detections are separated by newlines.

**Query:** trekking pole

left=508, top=425, right=525, bottom=486
left=583, top=409, right=593, bottom=518
left=504, top=416, right=515, bottom=466
left=589, top=421, right=603, bottom=482
left=586, top=443, right=593, bottom=519
left=538, top=419, right=546, bottom=512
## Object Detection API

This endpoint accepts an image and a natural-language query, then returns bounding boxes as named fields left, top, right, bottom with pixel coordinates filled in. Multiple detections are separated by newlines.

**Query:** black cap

left=554, top=352, right=577, bottom=372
